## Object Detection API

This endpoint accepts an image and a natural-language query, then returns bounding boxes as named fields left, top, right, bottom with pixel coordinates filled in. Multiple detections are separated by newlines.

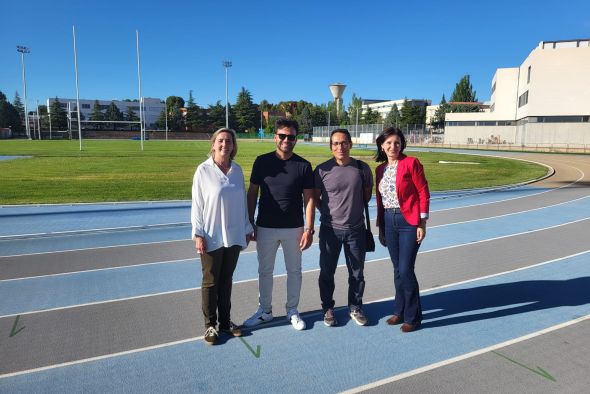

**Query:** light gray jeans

left=256, top=226, right=303, bottom=314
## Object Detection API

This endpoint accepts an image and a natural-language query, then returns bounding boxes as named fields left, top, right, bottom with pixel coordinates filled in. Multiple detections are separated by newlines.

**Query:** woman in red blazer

left=375, top=127, right=430, bottom=332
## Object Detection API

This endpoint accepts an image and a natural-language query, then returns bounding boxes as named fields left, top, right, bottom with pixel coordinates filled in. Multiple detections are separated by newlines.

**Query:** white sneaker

left=243, top=307, right=273, bottom=327
left=287, top=309, right=306, bottom=331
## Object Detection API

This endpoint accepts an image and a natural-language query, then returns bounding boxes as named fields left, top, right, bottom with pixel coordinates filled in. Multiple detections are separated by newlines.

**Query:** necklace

left=213, top=158, right=231, bottom=172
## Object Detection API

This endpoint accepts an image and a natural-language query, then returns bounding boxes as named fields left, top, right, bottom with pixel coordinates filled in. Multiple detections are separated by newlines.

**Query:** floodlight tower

left=16, top=45, right=31, bottom=140
left=223, top=60, right=232, bottom=128
left=329, top=83, right=346, bottom=116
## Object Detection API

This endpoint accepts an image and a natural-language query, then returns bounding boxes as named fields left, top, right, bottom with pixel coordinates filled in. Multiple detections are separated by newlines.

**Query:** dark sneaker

left=324, top=308, right=338, bottom=327
left=349, top=308, right=368, bottom=326
left=219, top=321, right=242, bottom=337
left=204, top=326, right=219, bottom=345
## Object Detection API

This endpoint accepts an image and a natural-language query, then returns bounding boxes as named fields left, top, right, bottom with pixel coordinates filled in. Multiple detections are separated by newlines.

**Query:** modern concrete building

left=445, top=39, right=590, bottom=147
left=362, top=99, right=431, bottom=120
left=47, top=97, right=165, bottom=128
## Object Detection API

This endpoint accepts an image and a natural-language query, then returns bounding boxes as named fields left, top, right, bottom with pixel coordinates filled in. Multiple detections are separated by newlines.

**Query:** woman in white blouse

left=191, top=128, right=254, bottom=345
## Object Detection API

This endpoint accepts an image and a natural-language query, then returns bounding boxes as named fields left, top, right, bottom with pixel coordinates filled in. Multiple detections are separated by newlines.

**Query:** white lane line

left=2, top=164, right=585, bottom=258
left=1, top=248, right=588, bottom=379
left=421, top=216, right=590, bottom=255
left=433, top=194, right=590, bottom=228
left=0, top=238, right=190, bottom=259
left=342, top=314, right=590, bottom=394
left=0, top=221, right=190, bottom=240
left=0, top=257, right=198, bottom=283
left=4, top=210, right=589, bottom=283
left=434, top=164, right=585, bottom=213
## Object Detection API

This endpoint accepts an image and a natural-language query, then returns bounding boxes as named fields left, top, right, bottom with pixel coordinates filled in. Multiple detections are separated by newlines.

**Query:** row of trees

left=2, top=75, right=479, bottom=135
left=431, top=75, right=479, bottom=129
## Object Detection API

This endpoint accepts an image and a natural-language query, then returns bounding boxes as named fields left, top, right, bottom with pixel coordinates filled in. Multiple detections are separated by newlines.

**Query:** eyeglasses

left=276, top=133, right=296, bottom=142
left=331, top=141, right=350, bottom=147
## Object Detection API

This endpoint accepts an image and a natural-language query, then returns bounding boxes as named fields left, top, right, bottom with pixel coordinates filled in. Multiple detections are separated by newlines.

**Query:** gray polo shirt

left=314, top=158, right=373, bottom=230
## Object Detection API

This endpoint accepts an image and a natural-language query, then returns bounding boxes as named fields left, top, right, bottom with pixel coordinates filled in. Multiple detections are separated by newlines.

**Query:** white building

left=445, top=39, right=590, bottom=147
left=47, top=97, right=165, bottom=128
left=362, top=99, right=431, bottom=120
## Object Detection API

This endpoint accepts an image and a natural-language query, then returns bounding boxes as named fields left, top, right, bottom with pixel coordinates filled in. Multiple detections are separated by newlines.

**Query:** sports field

left=0, top=139, right=548, bottom=204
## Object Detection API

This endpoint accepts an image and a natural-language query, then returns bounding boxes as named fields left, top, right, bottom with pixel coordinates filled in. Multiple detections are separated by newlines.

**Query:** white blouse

left=378, top=163, right=400, bottom=209
left=191, top=157, right=253, bottom=252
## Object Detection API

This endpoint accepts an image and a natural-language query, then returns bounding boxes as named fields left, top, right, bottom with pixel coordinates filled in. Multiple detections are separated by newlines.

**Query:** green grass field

left=0, top=139, right=548, bottom=204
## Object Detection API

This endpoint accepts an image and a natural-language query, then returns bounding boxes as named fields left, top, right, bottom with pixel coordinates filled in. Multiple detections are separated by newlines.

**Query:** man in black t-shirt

left=243, top=119, right=315, bottom=331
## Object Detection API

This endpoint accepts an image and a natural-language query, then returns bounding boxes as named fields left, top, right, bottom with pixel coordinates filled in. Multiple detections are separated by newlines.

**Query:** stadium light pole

left=164, top=101, right=168, bottom=141
left=16, top=45, right=31, bottom=140
left=72, top=26, right=83, bottom=150
left=222, top=60, right=232, bottom=128
left=136, top=30, right=144, bottom=151
left=36, top=100, right=41, bottom=139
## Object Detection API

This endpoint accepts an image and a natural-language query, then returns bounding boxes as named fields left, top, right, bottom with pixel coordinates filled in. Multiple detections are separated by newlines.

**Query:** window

left=527, top=66, right=531, bottom=84
left=518, top=91, right=529, bottom=108
left=491, top=81, right=496, bottom=94
left=82, top=104, right=91, bottom=109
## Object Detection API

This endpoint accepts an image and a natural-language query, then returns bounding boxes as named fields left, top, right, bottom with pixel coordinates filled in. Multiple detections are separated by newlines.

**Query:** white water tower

left=329, top=83, right=346, bottom=116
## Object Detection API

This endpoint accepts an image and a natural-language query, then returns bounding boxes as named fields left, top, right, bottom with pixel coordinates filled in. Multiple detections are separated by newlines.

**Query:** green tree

left=347, top=93, right=363, bottom=126
left=166, top=96, right=185, bottom=131
left=400, top=99, right=426, bottom=129
left=185, top=90, right=206, bottom=131
left=89, top=100, right=104, bottom=130
left=233, top=87, right=258, bottom=132
left=310, top=104, right=328, bottom=128
left=105, top=101, right=124, bottom=130
left=296, top=105, right=313, bottom=134
left=432, top=94, right=450, bottom=128
left=50, top=98, right=68, bottom=130
left=362, top=106, right=382, bottom=125
left=449, top=75, right=479, bottom=113
left=207, top=100, right=227, bottom=130
left=125, top=106, right=139, bottom=130
left=13, top=92, right=25, bottom=122
left=0, top=90, right=23, bottom=132
left=384, top=103, right=401, bottom=128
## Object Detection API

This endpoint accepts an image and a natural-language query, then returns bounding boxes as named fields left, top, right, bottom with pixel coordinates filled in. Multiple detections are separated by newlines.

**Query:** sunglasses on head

left=276, top=133, right=296, bottom=141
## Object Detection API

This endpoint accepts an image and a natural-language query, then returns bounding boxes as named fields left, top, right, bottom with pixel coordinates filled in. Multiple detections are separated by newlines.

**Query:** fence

left=312, top=124, right=430, bottom=145
left=423, top=140, right=590, bottom=154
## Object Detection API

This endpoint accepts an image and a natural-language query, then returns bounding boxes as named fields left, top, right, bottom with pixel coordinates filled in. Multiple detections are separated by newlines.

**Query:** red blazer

left=376, top=154, right=430, bottom=227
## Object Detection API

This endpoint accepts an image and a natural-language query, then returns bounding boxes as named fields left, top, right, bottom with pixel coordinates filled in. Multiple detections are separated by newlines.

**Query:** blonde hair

left=209, top=128, right=238, bottom=160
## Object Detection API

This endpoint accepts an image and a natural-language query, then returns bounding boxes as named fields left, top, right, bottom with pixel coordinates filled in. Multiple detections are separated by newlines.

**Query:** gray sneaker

left=324, top=308, right=338, bottom=327
left=349, top=308, right=368, bottom=326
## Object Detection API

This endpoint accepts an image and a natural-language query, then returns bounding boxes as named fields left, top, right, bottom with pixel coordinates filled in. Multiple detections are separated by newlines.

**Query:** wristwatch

left=304, top=227, right=315, bottom=235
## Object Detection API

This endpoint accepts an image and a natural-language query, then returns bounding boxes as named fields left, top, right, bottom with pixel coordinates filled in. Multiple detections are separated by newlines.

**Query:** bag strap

left=356, top=159, right=372, bottom=232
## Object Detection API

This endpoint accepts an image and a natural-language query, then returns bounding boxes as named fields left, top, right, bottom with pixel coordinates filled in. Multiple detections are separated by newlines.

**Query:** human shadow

left=420, top=277, right=590, bottom=329
left=354, top=277, right=590, bottom=328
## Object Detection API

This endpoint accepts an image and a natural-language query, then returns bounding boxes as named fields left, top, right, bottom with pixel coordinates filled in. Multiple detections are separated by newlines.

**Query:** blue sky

left=2, top=0, right=589, bottom=110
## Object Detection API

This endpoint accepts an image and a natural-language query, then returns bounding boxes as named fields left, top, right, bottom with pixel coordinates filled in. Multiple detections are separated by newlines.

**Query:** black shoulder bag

left=356, top=160, right=375, bottom=252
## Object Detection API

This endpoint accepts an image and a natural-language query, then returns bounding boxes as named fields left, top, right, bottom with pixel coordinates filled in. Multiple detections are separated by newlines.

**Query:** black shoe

left=324, top=308, right=338, bottom=327
left=204, top=326, right=219, bottom=345
left=219, top=321, right=242, bottom=337
left=349, top=308, right=368, bottom=326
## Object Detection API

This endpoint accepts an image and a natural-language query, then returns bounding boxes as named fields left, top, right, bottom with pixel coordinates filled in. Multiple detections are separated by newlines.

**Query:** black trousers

left=200, top=245, right=241, bottom=329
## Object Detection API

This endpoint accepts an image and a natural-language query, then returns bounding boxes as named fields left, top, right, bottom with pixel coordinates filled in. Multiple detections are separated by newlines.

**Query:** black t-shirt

left=250, top=152, right=314, bottom=228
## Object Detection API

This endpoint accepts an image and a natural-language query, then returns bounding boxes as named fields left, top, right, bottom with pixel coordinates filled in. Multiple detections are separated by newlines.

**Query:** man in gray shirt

left=314, top=128, right=373, bottom=327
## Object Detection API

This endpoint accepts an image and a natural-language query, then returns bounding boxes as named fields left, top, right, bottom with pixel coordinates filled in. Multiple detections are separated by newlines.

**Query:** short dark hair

left=374, top=127, right=406, bottom=162
left=330, top=128, right=352, bottom=145
left=275, top=118, right=299, bottom=134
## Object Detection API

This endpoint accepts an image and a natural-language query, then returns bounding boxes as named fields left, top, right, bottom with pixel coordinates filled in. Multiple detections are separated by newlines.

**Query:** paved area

left=0, top=151, right=589, bottom=393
